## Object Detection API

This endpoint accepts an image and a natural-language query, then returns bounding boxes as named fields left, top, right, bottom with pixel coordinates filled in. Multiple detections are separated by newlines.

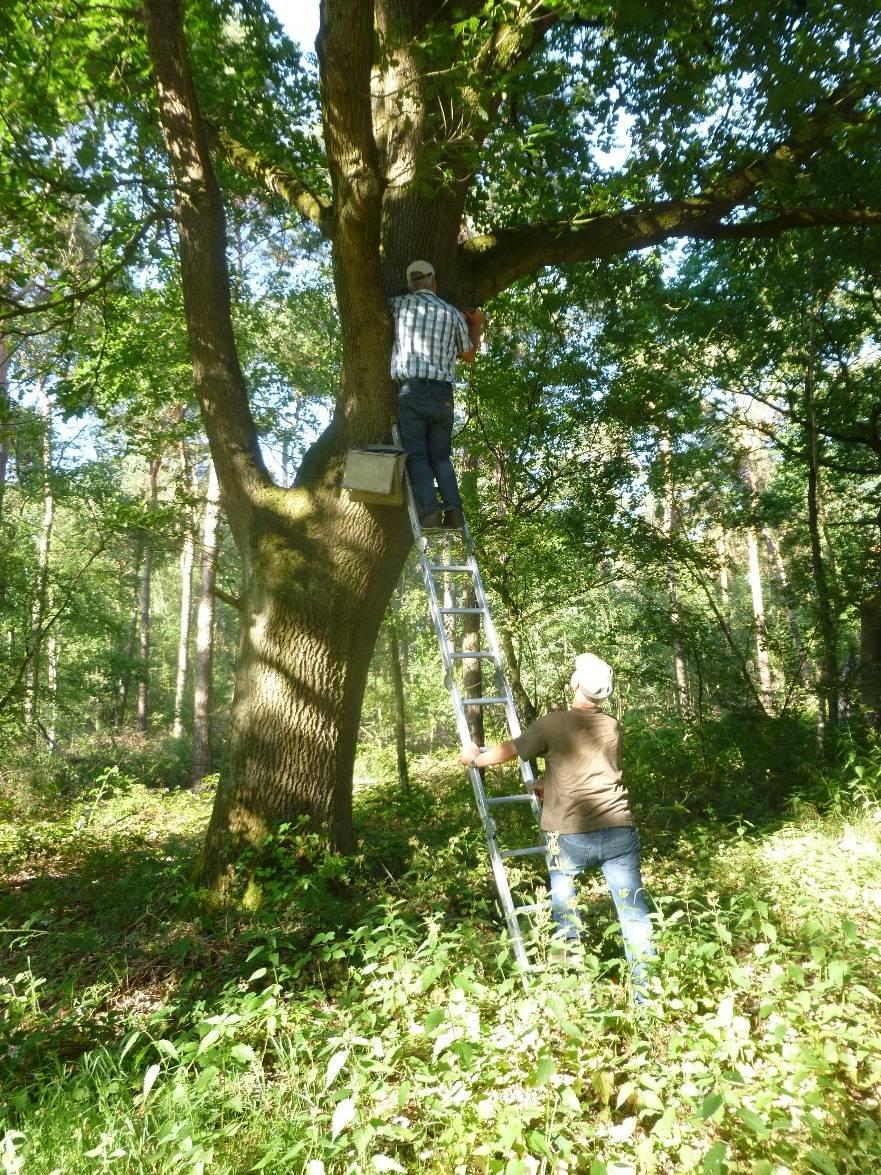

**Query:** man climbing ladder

left=390, top=259, right=485, bottom=529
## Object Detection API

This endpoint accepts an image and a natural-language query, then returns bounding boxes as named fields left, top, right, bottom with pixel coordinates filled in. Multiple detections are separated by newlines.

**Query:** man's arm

left=457, top=307, right=486, bottom=364
left=460, top=738, right=518, bottom=769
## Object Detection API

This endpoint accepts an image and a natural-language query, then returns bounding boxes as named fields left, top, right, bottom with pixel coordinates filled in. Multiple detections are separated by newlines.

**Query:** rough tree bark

left=142, top=0, right=880, bottom=881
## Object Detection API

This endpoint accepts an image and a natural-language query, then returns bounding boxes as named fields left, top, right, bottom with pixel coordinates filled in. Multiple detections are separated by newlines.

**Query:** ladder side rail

left=463, top=548, right=544, bottom=827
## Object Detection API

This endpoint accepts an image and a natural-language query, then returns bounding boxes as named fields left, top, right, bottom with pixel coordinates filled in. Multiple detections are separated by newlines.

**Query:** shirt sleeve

left=453, top=308, right=470, bottom=353
left=513, top=717, right=547, bottom=762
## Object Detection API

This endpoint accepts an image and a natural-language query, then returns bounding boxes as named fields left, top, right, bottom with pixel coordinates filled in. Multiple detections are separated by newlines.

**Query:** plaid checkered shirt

left=389, top=291, right=470, bottom=383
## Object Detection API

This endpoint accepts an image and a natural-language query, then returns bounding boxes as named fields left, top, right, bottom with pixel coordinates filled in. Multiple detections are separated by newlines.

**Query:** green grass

left=1, top=741, right=880, bottom=1173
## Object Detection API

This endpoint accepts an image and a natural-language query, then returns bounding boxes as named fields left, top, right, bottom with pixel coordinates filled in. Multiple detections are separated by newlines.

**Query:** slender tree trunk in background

left=763, top=527, right=814, bottom=689
left=745, top=526, right=773, bottom=707
left=192, top=460, right=220, bottom=788
left=172, top=439, right=196, bottom=739
left=136, top=454, right=162, bottom=734
left=804, top=348, right=839, bottom=734
left=0, top=333, right=9, bottom=525
left=387, top=593, right=409, bottom=788
left=47, top=615, right=58, bottom=747
left=660, top=434, right=688, bottom=714
left=115, top=549, right=141, bottom=728
left=497, top=621, right=538, bottom=727
left=716, top=534, right=730, bottom=617
left=24, top=381, right=54, bottom=728
left=443, top=572, right=456, bottom=644
left=860, top=593, right=881, bottom=725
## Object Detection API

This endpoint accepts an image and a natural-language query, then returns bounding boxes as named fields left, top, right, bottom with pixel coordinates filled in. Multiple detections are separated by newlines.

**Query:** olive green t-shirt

left=513, top=708, right=633, bottom=834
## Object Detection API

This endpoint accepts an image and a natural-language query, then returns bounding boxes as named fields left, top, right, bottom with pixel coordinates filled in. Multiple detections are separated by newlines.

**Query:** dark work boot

left=443, top=506, right=465, bottom=529
left=420, top=508, right=444, bottom=529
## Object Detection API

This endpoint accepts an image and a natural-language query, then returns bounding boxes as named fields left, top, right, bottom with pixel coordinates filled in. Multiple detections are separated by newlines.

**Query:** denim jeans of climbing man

left=546, top=825, right=655, bottom=997
left=396, top=379, right=462, bottom=515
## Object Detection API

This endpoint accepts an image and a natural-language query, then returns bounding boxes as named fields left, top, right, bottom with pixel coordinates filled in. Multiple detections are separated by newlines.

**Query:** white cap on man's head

left=406, top=259, right=435, bottom=283
left=570, top=652, right=615, bottom=700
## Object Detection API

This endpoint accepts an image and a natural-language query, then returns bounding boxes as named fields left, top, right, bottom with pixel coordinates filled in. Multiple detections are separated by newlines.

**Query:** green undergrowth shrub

left=1, top=743, right=880, bottom=1173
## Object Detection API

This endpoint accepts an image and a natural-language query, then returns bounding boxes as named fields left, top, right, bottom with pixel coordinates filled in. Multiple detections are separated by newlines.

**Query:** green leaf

left=699, top=1092, right=723, bottom=1120
left=196, top=1027, right=222, bottom=1055
left=142, top=1063, right=161, bottom=1102
left=532, top=1054, right=555, bottom=1085
left=736, top=1106, right=770, bottom=1138
left=527, top=1130, right=553, bottom=1159
left=193, top=1064, right=219, bottom=1092
left=423, top=1008, right=445, bottom=1033
left=331, top=1096, right=357, bottom=1139
left=805, top=1150, right=838, bottom=1175
left=702, top=1141, right=728, bottom=1173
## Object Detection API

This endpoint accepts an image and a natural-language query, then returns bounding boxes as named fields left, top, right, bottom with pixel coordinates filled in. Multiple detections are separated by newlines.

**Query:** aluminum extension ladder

left=395, top=437, right=550, bottom=971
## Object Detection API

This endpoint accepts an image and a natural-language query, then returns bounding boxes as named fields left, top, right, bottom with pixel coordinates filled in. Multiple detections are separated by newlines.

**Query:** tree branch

left=0, top=212, right=165, bottom=323
left=212, top=128, right=335, bottom=239
left=464, top=80, right=881, bottom=301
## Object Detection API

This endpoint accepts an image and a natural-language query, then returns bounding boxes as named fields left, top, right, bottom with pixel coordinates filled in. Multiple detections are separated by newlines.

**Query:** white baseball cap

left=406, top=259, right=435, bottom=283
left=570, top=653, right=615, bottom=700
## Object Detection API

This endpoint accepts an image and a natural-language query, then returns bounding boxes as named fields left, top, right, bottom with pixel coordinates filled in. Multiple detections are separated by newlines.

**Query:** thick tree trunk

left=24, top=381, right=54, bottom=727
left=145, top=0, right=466, bottom=881
left=136, top=454, right=161, bottom=733
left=172, top=440, right=196, bottom=739
left=192, top=460, right=220, bottom=788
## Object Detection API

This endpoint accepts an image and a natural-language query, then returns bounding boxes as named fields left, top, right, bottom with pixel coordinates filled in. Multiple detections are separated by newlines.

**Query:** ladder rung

left=513, top=900, right=553, bottom=916
left=464, top=696, right=507, bottom=706
left=440, top=607, right=485, bottom=615
left=450, top=651, right=496, bottom=659
left=428, top=563, right=473, bottom=572
left=500, top=845, right=546, bottom=859
left=486, top=794, right=535, bottom=806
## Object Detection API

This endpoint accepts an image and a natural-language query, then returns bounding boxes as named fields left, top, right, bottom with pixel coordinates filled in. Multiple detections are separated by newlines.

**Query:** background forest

left=3, top=1, right=881, bottom=1173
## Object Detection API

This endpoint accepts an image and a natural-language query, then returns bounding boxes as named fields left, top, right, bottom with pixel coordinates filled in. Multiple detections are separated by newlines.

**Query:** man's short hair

left=406, top=259, right=435, bottom=290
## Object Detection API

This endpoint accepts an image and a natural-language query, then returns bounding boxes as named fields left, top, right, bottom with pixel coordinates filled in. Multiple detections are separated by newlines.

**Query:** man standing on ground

left=460, top=652, right=655, bottom=997
left=390, top=260, right=485, bottom=529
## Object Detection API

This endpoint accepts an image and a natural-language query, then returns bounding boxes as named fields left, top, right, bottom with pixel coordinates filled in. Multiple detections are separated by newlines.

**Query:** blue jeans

left=547, top=825, right=655, bottom=993
left=397, top=380, right=462, bottom=515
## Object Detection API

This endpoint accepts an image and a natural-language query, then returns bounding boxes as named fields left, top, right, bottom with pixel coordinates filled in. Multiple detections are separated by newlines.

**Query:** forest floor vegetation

left=1, top=726, right=880, bottom=1173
